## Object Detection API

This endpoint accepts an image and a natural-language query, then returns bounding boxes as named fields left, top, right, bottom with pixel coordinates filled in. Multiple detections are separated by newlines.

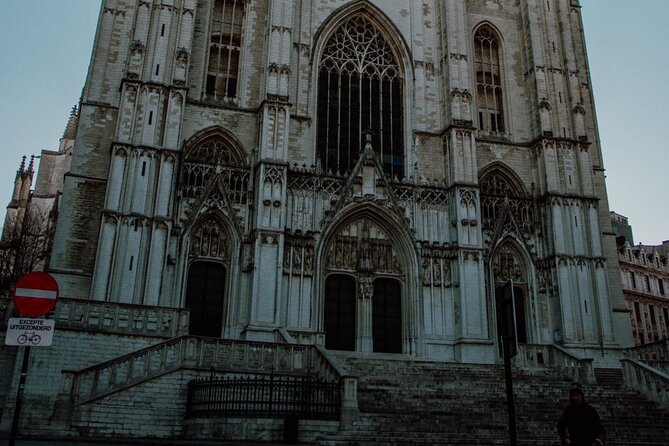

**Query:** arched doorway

left=373, top=278, right=402, bottom=353
left=185, top=261, right=226, bottom=337
left=320, top=216, right=408, bottom=353
left=324, top=274, right=356, bottom=351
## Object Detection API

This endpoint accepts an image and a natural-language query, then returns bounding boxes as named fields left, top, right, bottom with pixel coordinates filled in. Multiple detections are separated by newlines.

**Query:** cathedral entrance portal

left=185, top=261, right=226, bottom=337
left=321, top=216, right=409, bottom=354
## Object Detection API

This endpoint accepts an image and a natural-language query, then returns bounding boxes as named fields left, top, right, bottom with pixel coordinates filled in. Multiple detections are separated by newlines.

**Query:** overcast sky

left=0, top=0, right=666, bottom=245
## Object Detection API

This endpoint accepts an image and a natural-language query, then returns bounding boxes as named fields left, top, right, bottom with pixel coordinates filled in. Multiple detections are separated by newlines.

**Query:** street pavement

left=0, top=439, right=292, bottom=446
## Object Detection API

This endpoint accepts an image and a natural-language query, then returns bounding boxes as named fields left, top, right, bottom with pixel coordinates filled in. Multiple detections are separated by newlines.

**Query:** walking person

left=557, top=382, right=606, bottom=446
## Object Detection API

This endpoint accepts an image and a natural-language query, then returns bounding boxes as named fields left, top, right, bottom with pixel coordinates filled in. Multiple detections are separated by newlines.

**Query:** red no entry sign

left=13, top=271, right=59, bottom=317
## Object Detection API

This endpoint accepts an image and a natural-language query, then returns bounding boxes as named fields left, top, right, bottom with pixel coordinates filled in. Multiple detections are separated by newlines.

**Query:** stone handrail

left=314, top=344, right=358, bottom=426
left=626, top=339, right=669, bottom=361
left=644, top=360, right=669, bottom=375
left=273, top=327, right=358, bottom=424
left=60, top=336, right=347, bottom=405
left=54, top=297, right=190, bottom=337
left=515, top=344, right=596, bottom=384
left=621, top=358, right=669, bottom=408
left=1, top=296, right=190, bottom=338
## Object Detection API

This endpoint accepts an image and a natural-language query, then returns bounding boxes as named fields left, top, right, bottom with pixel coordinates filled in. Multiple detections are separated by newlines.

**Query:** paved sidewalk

left=0, top=439, right=296, bottom=446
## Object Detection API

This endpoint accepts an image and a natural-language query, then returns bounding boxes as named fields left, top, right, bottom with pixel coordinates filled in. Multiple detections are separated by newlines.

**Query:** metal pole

left=502, top=336, right=517, bottom=446
left=509, top=279, right=519, bottom=353
left=9, top=345, right=31, bottom=446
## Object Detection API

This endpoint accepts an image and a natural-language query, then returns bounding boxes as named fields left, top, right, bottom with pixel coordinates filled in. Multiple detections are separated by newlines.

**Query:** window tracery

left=480, top=170, right=534, bottom=233
left=317, top=16, right=404, bottom=178
left=181, top=135, right=249, bottom=203
left=474, top=26, right=505, bottom=134
left=206, top=0, right=244, bottom=101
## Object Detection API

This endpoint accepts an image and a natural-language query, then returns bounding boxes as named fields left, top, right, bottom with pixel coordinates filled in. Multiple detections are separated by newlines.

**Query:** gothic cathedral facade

left=48, top=0, right=633, bottom=363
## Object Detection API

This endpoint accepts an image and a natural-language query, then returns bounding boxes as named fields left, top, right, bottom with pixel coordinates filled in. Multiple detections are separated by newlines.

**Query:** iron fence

left=185, top=374, right=340, bottom=420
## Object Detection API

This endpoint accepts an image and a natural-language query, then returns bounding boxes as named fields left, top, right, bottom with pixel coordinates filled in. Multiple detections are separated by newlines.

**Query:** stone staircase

left=314, top=355, right=669, bottom=446
left=62, top=336, right=342, bottom=405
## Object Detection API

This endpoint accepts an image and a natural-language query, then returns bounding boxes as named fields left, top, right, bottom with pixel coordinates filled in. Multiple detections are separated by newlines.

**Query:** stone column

left=356, top=275, right=374, bottom=353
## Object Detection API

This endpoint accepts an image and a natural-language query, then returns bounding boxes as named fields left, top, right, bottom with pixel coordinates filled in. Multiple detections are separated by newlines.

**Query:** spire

left=62, top=105, right=79, bottom=140
left=18, top=155, right=26, bottom=174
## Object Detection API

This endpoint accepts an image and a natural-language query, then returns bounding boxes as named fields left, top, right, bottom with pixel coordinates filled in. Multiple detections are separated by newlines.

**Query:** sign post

left=7, top=271, right=59, bottom=446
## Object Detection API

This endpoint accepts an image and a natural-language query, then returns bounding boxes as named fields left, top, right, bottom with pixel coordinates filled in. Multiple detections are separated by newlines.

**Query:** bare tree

left=0, top=209, right=50, bottom=293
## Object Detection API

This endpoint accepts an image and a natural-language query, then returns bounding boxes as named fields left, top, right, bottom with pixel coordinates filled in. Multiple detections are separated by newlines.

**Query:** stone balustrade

left=644, top=360, right=669, bottom=375
left=275, top=328, right=358, bottom=425
left=515, top=343, right=596, bottom=384
left=0, top=296, right=190, bottom=338
left=621, top=358, right=669, bottom=408
left=59, top=335, right=356, bottom=418
left=54, top=297, right=190, bottom=337
left=626, top=339, right=669, bottom=361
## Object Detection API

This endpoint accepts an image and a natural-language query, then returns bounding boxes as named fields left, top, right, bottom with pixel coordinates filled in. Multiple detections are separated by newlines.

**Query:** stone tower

left=48, top=0, right=633, bottom=363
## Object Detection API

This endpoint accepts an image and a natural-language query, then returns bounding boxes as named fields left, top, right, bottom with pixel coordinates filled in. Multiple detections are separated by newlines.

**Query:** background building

left=613, top=212, right=669, bottom=347
left=0, top=108, right=76, bottom=290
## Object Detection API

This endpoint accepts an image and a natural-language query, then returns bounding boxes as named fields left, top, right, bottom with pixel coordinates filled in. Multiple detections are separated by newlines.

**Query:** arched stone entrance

left=183, top=214, right=232, bottom=338
left=320, top=217, right=410, bottom=353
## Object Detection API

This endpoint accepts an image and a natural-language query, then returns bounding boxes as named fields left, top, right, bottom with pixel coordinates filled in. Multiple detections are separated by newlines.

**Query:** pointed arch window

left=206, top=0, right=244, bottom=101
left=317, top=16, right=404, bottom=178
left=181, top=133, right=249, bottom=203
left=474, top=26, right=505, bottom=134
left=480, top=169, right=533, bottom=232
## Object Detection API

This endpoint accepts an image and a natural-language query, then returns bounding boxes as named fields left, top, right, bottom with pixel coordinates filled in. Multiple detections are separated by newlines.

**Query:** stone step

left=594, top=367, right=625, bottom=387
left=319, top=356, right=669, bottom=446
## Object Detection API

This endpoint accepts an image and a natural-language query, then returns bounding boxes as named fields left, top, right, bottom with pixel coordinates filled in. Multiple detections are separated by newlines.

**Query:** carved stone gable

left=324, top=135, right=407, bottom=232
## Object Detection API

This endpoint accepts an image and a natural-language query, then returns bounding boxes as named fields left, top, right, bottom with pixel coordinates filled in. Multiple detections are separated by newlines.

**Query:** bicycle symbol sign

left=4, top=318, right=55, bottom=347
left=17, top=332, right=41, bottom=345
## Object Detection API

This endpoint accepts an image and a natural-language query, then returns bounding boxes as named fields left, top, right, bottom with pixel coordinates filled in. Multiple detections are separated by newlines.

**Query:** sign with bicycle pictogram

left=4, top=318, right=55, bottom=347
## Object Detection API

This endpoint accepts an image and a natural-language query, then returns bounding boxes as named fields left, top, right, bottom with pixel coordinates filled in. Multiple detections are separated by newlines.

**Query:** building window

left=659, top=278, right=665, bottom=295
left=474, top=25, right=505, bottom=134
left=316, top=15, right=404, bottom=178
left=206, top=0, right=244, bottom=100
left=649, top=305, right=657, bottom=341
left=629, top=271, right=636, bottom=288
left=644, top=275, right=651, bottom=292
left=479, top=169, right=533, bottom=232
left=634, top=301, right=641, bottom=324
left=181, top=132, right=249, bottom=201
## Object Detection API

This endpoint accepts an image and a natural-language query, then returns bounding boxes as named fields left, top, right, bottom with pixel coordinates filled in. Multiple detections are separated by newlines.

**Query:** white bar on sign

left=15, top=288, right=57, bottom=299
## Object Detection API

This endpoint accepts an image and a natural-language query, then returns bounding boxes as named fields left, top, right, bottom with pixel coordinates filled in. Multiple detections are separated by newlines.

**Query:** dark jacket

left=557, top=402, right=605, bottom=446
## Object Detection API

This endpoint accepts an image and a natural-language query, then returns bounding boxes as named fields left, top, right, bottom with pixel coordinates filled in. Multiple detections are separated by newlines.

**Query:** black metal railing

left=185, top=374, right=340, bottom=420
